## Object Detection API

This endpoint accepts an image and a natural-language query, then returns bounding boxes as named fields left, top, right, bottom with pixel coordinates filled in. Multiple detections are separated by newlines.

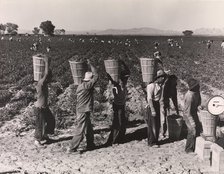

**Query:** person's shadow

left=46, top=119, right=188, bottom=149
left=123, top=119, right=189, bottom=146
left=45, top=135, right=73, bottom=145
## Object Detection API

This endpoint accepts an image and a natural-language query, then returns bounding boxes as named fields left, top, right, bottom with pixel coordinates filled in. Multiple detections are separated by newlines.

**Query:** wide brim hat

left=154, top=69, right=166, bottom=80
left=187, top=78, right=199, bottom=90
left=83, top=72, right=93, bottom=81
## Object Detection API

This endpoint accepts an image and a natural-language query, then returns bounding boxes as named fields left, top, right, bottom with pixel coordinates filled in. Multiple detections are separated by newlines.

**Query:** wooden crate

left=195, top=136, right=213, bottom=162
left=211, top=143, right=224, bottom=172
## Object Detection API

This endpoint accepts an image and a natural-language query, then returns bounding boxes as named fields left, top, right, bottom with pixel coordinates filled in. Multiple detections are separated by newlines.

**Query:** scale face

left=207, top=96, right=224, bottom=115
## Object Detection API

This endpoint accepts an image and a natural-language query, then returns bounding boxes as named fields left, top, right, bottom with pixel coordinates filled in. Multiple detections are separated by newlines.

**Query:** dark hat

left=187, top=78, right=199, bottom=90
left=120, top=70, right=130, bottom=80
left=155, top=70, right=166, bottom=80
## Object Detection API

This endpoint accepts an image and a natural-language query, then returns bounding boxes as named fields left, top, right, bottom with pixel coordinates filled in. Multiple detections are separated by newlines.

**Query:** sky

left=0, top=0, right=224, bottom=32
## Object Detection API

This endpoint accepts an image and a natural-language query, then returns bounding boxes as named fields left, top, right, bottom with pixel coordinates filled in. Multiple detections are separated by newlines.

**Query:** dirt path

left=0, top=123, right=215, bottom=174
left=0, top=81, right=223, bottom=174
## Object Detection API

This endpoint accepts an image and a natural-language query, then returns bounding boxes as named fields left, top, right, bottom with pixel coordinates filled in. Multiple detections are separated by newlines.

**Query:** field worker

left=46, top=46, right=51, bottom=52
left=207, top=40, right=211, bottom=49
left=159, top=72, right=179, bottom=139
left=30, top=42, right=39, bottom=51
left=221, top=40, right=224, bottom=54
left=67, top=59, right=99, bottom=153
left=154, top=42, right=159, bottom=49
left=183, top=78, right=202, bottom=153
left=146, top=70, right=166, bottom=147
left=153, top=51, right=163, bottom=69
left=106, top=59, right=130, bottom=146
left=34, top=55, right=55, bottom=146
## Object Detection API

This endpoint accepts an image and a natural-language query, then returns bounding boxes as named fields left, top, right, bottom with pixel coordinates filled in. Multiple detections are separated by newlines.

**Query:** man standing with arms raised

left=106, top=59, right=130, bottom=145
left=68, top=59, right=99, bottom=153
left=34, top=55, right=55, bottom=146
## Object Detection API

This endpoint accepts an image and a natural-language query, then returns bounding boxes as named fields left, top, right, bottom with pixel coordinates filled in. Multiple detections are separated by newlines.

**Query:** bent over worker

left=68, top=59, right=99, bottom=153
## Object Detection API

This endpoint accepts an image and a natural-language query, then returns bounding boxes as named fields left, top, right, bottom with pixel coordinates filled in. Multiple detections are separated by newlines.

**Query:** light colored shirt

left=183, top=90, right=201, bottom=127
left=147, top=83, right=162, bottom=102
left=76, top=73, right=99, bottom=113
left=221, top=42, right=224, bottom=48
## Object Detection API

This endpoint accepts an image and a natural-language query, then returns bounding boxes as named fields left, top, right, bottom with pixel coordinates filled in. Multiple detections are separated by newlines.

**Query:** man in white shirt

left=146, top=70, right=166, bottom=147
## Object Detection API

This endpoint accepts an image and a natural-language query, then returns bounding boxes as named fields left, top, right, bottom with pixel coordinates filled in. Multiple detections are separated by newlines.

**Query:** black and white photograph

left=1, top=0, right=224, bottom=173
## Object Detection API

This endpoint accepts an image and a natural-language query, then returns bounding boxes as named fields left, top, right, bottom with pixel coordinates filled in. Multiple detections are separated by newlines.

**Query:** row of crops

left=1, top=34, right=224, bottom=128
left=1, top=35, right=224, bottom=90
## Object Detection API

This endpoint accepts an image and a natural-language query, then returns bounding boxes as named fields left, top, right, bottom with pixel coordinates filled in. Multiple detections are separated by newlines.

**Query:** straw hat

left=83, top=72, right=93, bottom=81
left=187, top=78, right=199, bottom=90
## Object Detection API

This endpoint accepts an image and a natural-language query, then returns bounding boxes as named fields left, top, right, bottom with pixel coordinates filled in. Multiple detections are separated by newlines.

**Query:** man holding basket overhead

left=67, top=59, right=99, bottom=153
left=106, top=59, right=130, bottom=145
left=34, top=55, right=55, bottom=146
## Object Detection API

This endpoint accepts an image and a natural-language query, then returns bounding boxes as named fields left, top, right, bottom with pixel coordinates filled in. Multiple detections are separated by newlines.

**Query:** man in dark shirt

left=159, top=74, right=179, bottom=139
left=106, top=59, right=130, bottom=145
left=68, top=59, right=98, bottom=153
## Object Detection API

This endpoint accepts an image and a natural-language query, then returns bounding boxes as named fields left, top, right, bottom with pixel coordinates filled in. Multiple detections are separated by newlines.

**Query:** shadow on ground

left=45, top=135, right=73, bottom=145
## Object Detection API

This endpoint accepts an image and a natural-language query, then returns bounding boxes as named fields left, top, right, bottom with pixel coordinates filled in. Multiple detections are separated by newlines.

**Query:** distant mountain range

left=194, top=28, right=224, bottom=36
left=18, top=27, right=224, bottom=36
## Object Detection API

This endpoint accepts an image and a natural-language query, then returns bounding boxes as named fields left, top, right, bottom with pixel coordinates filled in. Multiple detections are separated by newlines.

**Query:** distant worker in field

left=145, top=70, right=166, bottom=147
left=106, top=59, right=130, bottom=146
left=34, top=55, right=55, bottom=146
left=30, top=42, right=39, bottom=51
left=154, top=42, right=160, bottom=49
left=167, top=39, right=174, bottom=47
left=67, top=59, right=99, bottom=153
left=46, top=46, right=51, bottom=53
left=207, top=40, right=212, bottom=49
left=183, top=78, right=202, bottom=153
left=154, top=51, right=164, bottom=71
left=221, top=40, right=224, bottom=54
left=159, top=71, right=179, bottom=139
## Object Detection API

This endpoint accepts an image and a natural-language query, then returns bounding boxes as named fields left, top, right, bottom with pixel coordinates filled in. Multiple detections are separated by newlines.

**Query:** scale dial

left=207, top=95, right=224, bottom=115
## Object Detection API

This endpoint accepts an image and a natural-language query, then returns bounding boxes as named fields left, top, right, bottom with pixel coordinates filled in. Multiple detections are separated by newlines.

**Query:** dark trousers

left=34, top=107, right=55, bottom=141
left=70, top=112, right=94, bottom=150
left=107, top=103, right=126, bottom=145
left=159, top=100, right=169, bottom=136
left=146, top=101, right=161, bottom=146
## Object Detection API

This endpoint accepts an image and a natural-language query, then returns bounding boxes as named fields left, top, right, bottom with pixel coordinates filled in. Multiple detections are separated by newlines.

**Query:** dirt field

left=0, top=122, right=214, bottom=174
left=0, top=90, right=223, bottom=174
left=1, top=35, right=224, bottom=174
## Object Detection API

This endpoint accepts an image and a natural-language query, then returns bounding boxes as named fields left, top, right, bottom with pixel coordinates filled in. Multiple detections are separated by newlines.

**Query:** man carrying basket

left=67, top=59, right=99, bottom=153
left=34, top=55, right=55, bottom=146
left=106, top=59, right=130, bottom=145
